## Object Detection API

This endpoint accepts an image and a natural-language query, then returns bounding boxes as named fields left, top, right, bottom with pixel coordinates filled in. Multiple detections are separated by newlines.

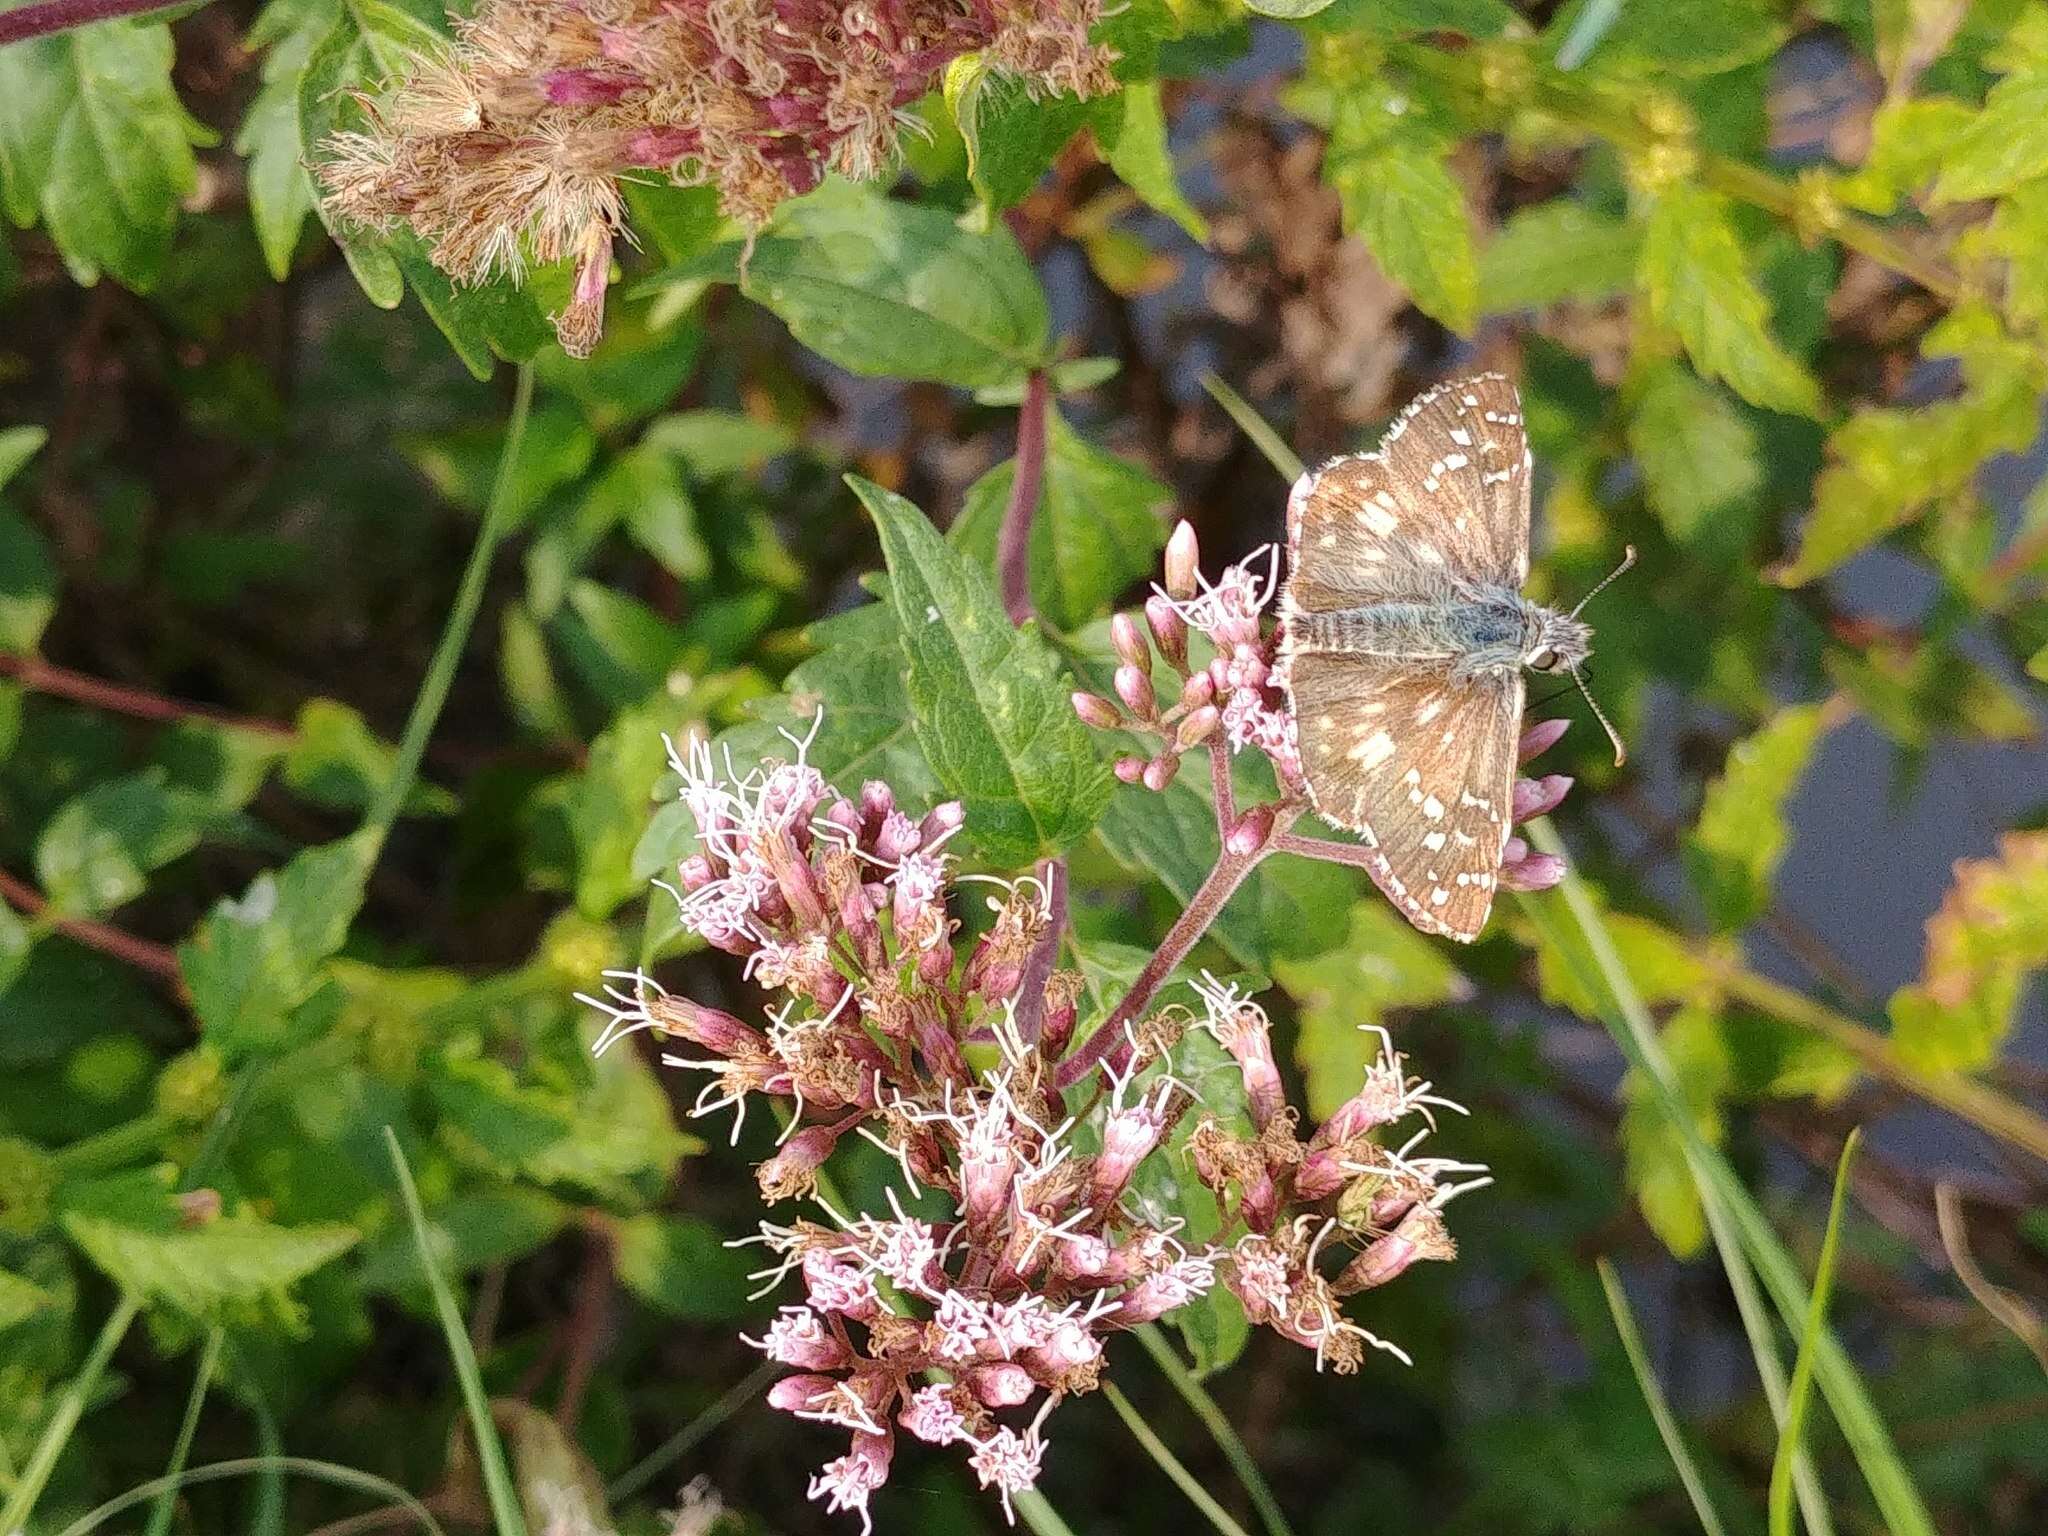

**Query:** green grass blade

left=607, top=1360, right=777, bottom=1503
left=1102, top=1380, right=1254, bottom=1536
left=1597, top=1259, right=1730, bottom=1536
left=1199, top=371, right=1305, bottom=482
left=1133, top=1322, right=1295, bottom=1536
left=142, top=1327, right=223, bottom=1536
left=1770, top=1129, right=1863, bottom=1536
left=363, top=363, right=535, bottom=847
left=383, top=1126, right=530, bottom=1536
left=0, top=1294, right=141, bottom=1534
left=52, top=1456, right=447, bottom=1536
left=1521, top=819, right=1933, bottom=1536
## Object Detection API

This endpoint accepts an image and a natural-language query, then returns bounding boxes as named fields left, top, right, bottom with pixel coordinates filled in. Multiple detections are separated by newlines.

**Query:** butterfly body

left=1279, top=372, right=1587, bottom=943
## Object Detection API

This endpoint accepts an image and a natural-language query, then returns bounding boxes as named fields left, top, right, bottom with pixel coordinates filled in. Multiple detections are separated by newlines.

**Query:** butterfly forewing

left=1285, top=373, right=1532, bottom=610
left=1288, top=653, right=1524, bottom=941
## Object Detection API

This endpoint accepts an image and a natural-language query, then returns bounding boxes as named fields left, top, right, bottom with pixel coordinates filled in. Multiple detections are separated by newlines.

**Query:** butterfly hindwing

left=1288, top=652, right=1524, bottom=942
left=1286, top=373, right=1532, bottom=615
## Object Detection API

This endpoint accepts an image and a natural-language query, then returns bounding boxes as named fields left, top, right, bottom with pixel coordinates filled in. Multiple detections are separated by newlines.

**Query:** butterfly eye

left=1528, top=645, right=1560, bottom=672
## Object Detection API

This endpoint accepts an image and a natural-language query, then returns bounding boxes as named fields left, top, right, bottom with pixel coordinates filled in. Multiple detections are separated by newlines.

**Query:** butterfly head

left=1523, top=608, right=1593, bottom=675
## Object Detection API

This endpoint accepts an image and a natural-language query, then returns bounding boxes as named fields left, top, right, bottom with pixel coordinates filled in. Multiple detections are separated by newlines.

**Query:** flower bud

left=1114, top=755, right=1146, bottom=784
left=1178, top=670, right=1214, bottom=711
left=645, top=992, right=769, bottom=1059
left=875, top=810, right=922, bottom=862
left=1334, top=1202, right=1457, bottom=1294
left=768, top=1374, right=840, bottom=1414
left=1512, top=773, right=1573, bottom=824
left=1114, top=664, right=1155, bottom=719
left=1145, top=594, right=1188, bottom=668
left=758, top=1123, right=842, bottom=1201
left=1164, top=520, right=1200, bottom=599
left=1072, top=691, right=1123, bottom=730
left=1141, top=755, right=1179, bottom=792
left=1224, top=804, right=1274, bottom=857
left=921, top=801, right=966, bottom=847
left=1499, top=848, right=1568, bottom=893
left=1519, top=717, right=1570, bottom=763
left=1174, top=704, right=1220, bottom=752
left=965, top=1363, right=1035, bottom=1408
left=1111, top=612, right=1150, bottom=674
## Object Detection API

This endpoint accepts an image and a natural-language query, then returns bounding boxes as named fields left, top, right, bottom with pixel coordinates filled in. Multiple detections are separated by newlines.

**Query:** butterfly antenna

left=1570, top=667, right=1627, bottom=767
left=1568, top=544, right=1637, bottom=620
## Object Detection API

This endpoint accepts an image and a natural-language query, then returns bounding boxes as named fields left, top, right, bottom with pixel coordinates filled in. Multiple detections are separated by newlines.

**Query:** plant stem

left=1055, top=840, right=1267, bottom=1088
left=0, top=866, right=186, bottom=989
left=998, top=369, right=1052, bottom=626
left=1101, top=1380, right=1254, bottom=1536
left=1596, top=1261, right=1730, bottom=1536
left=607, top=1361, right=778, bottom=1503
left=53, top=1111, right=173, bottom=1174
left=143, top=1328, right=225, bottom=1536
left=0, top=653, right=294, bottom=738
left=1132, top=1323, right=1295, bottom=1536
left=362, top=363, right=534, bottom=850
left=0, top=0, right=201, bottom=46
left=1707, top=960, right=2048, bottom=1165
left=0, top=1294, right=142, bottom=1534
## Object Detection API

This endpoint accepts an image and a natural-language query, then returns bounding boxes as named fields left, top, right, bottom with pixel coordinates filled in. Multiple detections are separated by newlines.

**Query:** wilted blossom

left=579, top=710, right=1482, bottom=1529
left=1072, top=518, right=1575, bottom=894
left=314, top=0, right=1117, bottom=354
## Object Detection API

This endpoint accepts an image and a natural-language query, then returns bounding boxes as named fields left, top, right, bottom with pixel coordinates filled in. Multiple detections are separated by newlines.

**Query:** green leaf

left=296, top=0, right=550, bottom=376
left=0, top=902, right=32, bottom=995
left=283, top=699, right=456, bottom=818
left=554, top=580, right=688, bottom=705
left=639, top=409, right=798, bottom=479
left=235, top=2, right=322, bottom=280
left=0, top=20, right=204, bottom=291
left=1324, top=85, right=1477, bottom=331
left=404, top=401, right=597, bottom=528
left=713, top=603, right=944, bottom=813
left=613, top=1214, right=760, bottom=1321
left=1478, top=201, right=1641, bottom=312
left=1638, top=185, right=1822, bottom=417
left=949, top=414, right=1171, bottom=631
left=1968, top=176, right=2048, bottom=330
left=1932, top=22, right=2048, bottom=201
left=1626, top=363, right=1762, bottom=540
left=1620, top=1005, right=1731, bottom=1257
left=1534, top=906, right=1710, bottom=1020
left=1684, top=702, right=1840, bottom=931
left=1833, top=96, right=1977, bottom=214
left=1769, top=1130, right=1862, bottom=1536
left=1545, top=0, right=1788, bottom=75
left=0, top=1266, right=54, bottom=1331
left=1889, top=830, right=2048, bottom=1073
left=1098, top=81, right=1209, bottom=241
left=856, top=477, right=1111, bottom=864
left=525, top=446, right=702, bottom=617
left=1293, top=0, right=1515, bottom=38
left=1095, top=778, right=1354, bottom=972
left=0, top=424, right=45, bottom=493
left=673, top=179, right=1052, bottom=387
left=500, top=601, right=579, bottom=740
left=34, top=770, right=226, bottom=915
left=1274, top=901, right=1472, bottom=1119
left=0, top=502, right=58, bottom=654
left=569, top=695, right=671, bottom=919
left=1244, top=0, right=1338, bottom=16
left=1773, top=305, right=2040, bottom=584
left=64, top=1211, right=357, bottom=1320
left=945, top=56, right=1099, bottom=214
left=178, top=832, right=376, bottom=1062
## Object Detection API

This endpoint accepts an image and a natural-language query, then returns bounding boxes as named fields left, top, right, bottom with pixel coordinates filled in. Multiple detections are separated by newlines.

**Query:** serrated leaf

left=235, top=6, right=321, bottom=280
left=1627, top=362, right=1762, bottom=539
left=283, top=698, right=456, bottom=817
left=856, top=477, right=1111, bottom=864
left=1931, top=45, right=2048, bottom=201
left=1639, top=185, right=1821, bottom=417
left=1970, top=177, right=2048, bottom=329
left=1478, top=201, right=1641, bottom=312
left=1889, top=830, right=2048, bottom=1073
left=1773, top=307, right=2040, bottom=584
left=1095, top=778, right=1354, bottom=972
left=178, top=832, right=376, bottom=1061
left=1324, top=87, right=1476, bottom=331
left=1684, top=702, right=1840, bottom=932
left=569, top=695, right=671, bottom=919
left=949, top=414, right=1170, bottom=631
left=946, top=56, right=1099, bottom=214
left=1098, top=80, right=1209, bottom=241
left=34, top=770, right=226, bottom=915
left=0, top=20, right=204, bottom=290
left=669, top=179, right=1052, bottom=387
left=1833, top=96, right=1976, bottom=214
left=1274, top=901, right=1472, bottom=1119
left=64, top=1211, right=357, bottom=1319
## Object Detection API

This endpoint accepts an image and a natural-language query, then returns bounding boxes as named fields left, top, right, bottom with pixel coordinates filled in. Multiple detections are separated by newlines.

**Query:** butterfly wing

left=1287, top=652, right=1523, bottom=942
left=1284, top=373, right=1532, bottom=615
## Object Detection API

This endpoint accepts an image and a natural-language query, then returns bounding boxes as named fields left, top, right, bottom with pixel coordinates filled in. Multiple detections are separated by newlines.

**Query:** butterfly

left=1278, top=373, right=1630, bottom=942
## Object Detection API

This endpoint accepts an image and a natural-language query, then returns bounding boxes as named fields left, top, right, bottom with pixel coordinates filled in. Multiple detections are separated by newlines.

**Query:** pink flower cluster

left=580, top=712, right=1483, bottom=1529
left=315, top=0, right=1116, bottom=353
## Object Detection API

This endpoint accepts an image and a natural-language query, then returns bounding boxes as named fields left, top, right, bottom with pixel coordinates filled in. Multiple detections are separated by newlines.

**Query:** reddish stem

left=0, top=866, right=188, bottom=994
left=0, top=0, right=196, bottom=45
left=997, top=370, right=1051, bottom=626
left=0, top=652, right=292, bottom=738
